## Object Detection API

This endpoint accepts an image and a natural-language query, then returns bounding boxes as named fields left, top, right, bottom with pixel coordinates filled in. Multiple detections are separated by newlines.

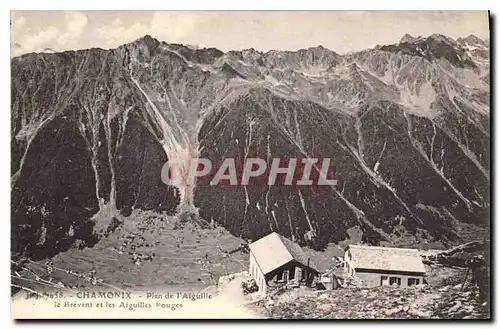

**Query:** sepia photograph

left=9, top=10, right=491, bottom=320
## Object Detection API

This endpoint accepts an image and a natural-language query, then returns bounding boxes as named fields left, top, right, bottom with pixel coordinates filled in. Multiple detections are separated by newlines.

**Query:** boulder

left=448, top=300, right=462, bottom=313
left=384, top=306, right=403, bottom=316
left=408, top=309, right=432, bottom=318
left=317, top=304, right=333, bottom=312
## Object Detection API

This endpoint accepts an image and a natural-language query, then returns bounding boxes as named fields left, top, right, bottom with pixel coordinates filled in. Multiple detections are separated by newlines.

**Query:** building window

left=389, top=277, right=401, bottom=286
left=408, top=278, right=420, bottom=286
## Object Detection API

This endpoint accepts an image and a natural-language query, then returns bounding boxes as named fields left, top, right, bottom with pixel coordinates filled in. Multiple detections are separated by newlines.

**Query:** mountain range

left=11, top=33, right=490, bottom=259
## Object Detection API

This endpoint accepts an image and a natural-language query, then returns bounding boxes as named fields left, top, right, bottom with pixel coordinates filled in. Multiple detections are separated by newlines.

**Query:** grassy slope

left=13, top=210, right=249, bottom=294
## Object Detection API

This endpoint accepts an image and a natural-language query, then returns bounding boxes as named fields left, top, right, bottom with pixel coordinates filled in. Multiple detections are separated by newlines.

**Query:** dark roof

left=278, top=234, right=318, bottom=271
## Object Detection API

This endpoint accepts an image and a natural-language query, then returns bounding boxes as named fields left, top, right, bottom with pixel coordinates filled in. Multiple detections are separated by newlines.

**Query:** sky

left=10, top=11, right=490, bottom=56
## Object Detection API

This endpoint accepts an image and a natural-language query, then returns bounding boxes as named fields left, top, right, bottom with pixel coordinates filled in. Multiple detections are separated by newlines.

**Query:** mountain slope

left=11, top=34, right=490, bottom=258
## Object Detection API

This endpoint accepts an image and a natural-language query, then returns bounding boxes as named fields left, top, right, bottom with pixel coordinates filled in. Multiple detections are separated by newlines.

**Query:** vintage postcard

left=10, top=10, right=490, bottom=319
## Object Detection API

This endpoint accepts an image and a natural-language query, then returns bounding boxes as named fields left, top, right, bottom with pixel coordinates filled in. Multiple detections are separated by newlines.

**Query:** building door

left=283, top=270, right=289, bottom=282
left=295, top=268, right=302, bottom=282
left=380, top=275, right=389, bottom=286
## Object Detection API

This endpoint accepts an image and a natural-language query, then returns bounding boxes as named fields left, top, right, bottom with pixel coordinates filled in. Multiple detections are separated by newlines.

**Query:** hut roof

left=249, top=232, right=319, bottom=275
left=347, top=245, right=426, bottom=274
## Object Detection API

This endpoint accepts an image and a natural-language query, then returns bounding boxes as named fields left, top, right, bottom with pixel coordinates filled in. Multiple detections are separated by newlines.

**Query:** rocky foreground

left=254, top=283, right=489, bottom=319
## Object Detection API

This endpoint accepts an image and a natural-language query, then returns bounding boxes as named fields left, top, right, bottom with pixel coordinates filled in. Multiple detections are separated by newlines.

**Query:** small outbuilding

left=319, top=268, right=341, bottom=290
left=248, top=232, right=320, bottom=296
left=344, top=245, right=426, bottom=287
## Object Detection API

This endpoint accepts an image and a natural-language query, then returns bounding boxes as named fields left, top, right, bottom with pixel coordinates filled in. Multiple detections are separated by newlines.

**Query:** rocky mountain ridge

left=11, top=33, right=490, bottom=258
